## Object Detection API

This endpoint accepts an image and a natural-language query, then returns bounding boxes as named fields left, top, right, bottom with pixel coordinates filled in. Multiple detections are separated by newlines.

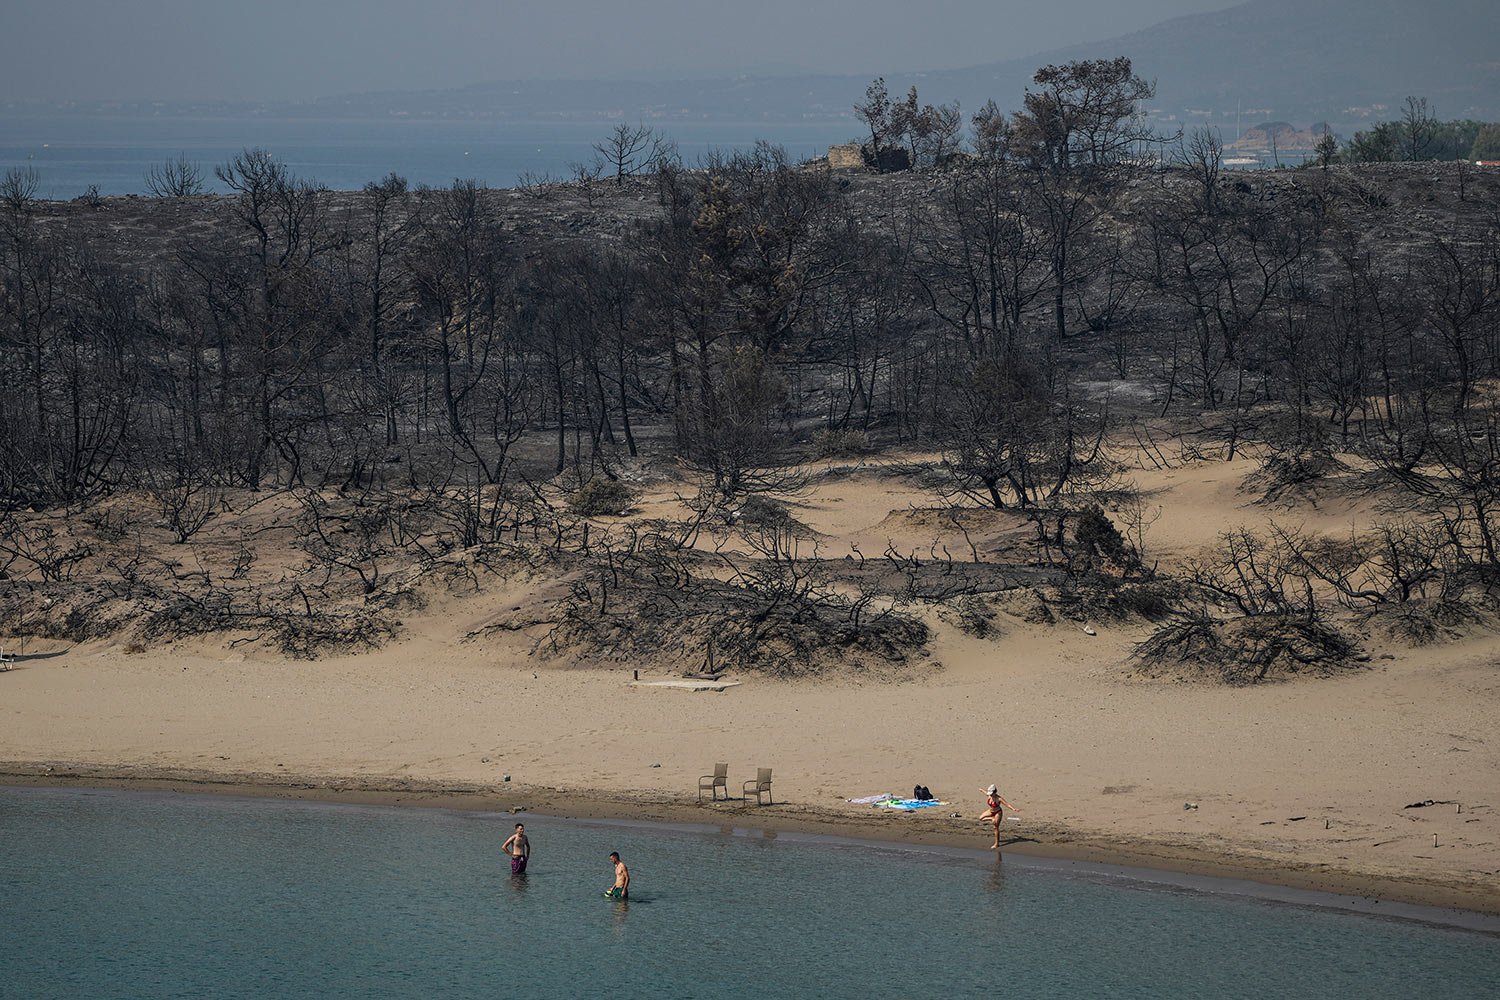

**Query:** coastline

left=6, top=760, right=1497, bottom=919
left=5, top=464, right=1497, bottom=933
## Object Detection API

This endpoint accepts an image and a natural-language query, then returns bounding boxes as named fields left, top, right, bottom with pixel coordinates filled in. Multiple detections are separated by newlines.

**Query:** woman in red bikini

left=978, top=784, right=1015, bottom=850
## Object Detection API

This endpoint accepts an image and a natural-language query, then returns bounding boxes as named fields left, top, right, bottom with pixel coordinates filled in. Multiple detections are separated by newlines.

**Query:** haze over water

left=2, top=787, right=1496, bottom=999
left=0, top=116, right=851, bottom=200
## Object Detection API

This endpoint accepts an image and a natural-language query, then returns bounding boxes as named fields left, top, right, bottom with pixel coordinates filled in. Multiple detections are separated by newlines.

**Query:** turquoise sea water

left=1, top=787, right=1496, bottom=999
left=0, top=116, right=851, bottom=199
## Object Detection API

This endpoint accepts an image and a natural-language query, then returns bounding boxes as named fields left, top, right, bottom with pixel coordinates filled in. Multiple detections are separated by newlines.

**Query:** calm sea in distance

left=0, top=116, right=853, bottom=199
left=1, top=787, right=1496, bottom=999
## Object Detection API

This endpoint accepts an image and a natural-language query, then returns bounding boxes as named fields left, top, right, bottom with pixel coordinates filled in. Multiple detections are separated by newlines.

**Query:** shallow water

left=0, top=116, right=850, bottom=199
left=1, top=787, right=1496, bottom=999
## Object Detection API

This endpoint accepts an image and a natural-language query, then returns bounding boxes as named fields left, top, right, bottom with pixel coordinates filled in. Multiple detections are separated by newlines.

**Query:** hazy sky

left=2, top=0, right=1239, bottom=103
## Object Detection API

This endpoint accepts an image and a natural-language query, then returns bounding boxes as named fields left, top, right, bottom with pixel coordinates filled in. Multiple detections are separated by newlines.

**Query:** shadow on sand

left=0, top=650, right=72, bottom=671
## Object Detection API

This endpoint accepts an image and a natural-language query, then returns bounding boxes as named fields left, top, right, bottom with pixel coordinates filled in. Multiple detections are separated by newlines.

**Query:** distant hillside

left=962, top=0, right=1500, bottom=124
left=320, top=0, right=1498, bottom=128
left=1227, top=122, right=1332, bottom=152
left=868, top=0, right=1500, bottom=141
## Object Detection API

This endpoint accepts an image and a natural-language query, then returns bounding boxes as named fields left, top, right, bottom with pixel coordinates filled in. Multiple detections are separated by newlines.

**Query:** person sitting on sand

left=502, top=823, right=530, bottom=875
left=979, top=784, right=1015, bottom=850
left=604, top=851, right=629, bottom=900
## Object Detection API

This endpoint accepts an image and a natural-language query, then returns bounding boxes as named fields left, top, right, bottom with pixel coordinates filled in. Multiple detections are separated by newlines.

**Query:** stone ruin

left=826, top=143, right=912, bottom=173
left=827, top=143, right=865, bottom=170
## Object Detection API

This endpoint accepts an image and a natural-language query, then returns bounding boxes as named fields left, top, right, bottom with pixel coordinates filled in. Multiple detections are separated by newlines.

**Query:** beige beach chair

left=699, top=763, right=728, bottom=802
left=742, top=767, right=773, bottom=805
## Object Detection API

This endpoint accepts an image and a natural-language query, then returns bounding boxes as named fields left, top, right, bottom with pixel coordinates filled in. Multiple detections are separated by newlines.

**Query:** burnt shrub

left=570, top=480, right=634, bottom=517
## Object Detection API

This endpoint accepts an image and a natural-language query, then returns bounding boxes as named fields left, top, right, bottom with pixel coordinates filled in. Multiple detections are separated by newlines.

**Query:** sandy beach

left=4, top=458, right=1498, bottom=915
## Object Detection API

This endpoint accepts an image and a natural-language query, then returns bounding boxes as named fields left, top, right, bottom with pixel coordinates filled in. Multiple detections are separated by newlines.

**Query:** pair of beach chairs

left=698, top=763, right=773, bottom=805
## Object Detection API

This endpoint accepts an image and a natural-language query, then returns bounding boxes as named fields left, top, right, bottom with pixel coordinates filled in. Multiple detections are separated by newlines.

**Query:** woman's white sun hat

left=986, top=784, right=998, bottom=795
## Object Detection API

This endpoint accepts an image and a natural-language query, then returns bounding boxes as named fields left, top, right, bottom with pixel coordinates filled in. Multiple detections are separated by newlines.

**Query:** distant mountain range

left=997, top=0, right=1500, bottom=124
left=12, top=0, right=1497, bottom=139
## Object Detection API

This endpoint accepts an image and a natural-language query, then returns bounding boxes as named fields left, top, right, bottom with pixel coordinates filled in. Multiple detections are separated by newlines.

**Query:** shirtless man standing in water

left=502, top=823, right=530, bottom=875
left=604, top=851, right=629, bottom=900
